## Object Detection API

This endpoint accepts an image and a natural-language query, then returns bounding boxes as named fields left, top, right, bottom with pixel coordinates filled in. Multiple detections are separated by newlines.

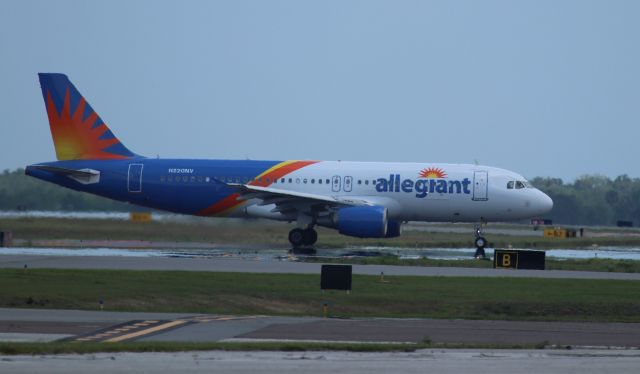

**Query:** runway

left=2, top=307, right=640, bottom=373
left=1, top=308, right=639, bottom=348
left=1, top=254, right=640, bottom=280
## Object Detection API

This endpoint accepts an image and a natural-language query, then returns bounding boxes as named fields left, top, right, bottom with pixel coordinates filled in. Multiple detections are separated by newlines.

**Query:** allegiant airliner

left=26, top=74, right=553, bottom=248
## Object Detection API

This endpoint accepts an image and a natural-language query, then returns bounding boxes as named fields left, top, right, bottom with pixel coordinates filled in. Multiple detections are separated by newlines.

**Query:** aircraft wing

left=228, top=183, right=374, bottom=217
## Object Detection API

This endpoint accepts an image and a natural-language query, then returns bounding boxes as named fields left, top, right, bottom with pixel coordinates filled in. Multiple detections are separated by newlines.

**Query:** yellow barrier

left=130, top=212, right=152, bottom=223
left=543, top=228, right=576, bottom=238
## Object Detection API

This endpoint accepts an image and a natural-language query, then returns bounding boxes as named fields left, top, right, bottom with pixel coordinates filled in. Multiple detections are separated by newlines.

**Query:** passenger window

left=281, top=178, right=285, bottom=183
left=507, top=181, right=514, bottom=189
left=168, top=176, right=173, bottom=182
left=303, top=178, right=308, bottom=184
left=296, top=178, right=300, bottom=184
left=182, top=176, right=188, bottom=182
left=326, top=179, right=330, bottom=184
left=358, top=180, right=362, bottom=185
left=365, top=180, right=369, bottom=185
left=205, top=177, right=210, bottom=182
left=311, top=179, right=315, bottom=184
left=318, top=179, right=322, bottom=184
left=160, top=176, right=166, bottom=182
left=190, top=176, right=196, bottom=182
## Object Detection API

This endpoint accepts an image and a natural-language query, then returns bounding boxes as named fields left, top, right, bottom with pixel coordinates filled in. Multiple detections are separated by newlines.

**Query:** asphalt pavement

left=2, top=254, right=640, bottom=280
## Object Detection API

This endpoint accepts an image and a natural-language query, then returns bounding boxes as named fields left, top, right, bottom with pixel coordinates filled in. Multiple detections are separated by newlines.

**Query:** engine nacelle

left=336, top=206, right=388, bottom=238
left=385, top=220, right=402, bottom=238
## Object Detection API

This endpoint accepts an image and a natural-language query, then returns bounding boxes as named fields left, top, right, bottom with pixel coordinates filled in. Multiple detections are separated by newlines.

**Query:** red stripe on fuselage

left=196, top=160, right=319, bottom=216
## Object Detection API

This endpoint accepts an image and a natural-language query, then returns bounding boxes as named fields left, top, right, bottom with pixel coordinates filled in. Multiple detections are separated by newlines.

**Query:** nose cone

left=536, top=190, right=554, bottom=215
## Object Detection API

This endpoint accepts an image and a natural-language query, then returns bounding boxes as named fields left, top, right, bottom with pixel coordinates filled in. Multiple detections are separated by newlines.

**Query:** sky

left=1, top=0, right=639, bottom=181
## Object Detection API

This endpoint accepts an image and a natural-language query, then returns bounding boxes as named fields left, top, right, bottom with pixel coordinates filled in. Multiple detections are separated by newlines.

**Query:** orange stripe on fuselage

left=249, top=160, right=318, bottom=187
left=197, top=160, right=318, bottom=216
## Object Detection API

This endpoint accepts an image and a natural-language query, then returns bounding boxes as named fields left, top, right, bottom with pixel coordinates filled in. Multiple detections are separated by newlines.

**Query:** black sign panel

left=321, top=265, right=352, bottom=291
left=494, top=250, right=545, bottom=270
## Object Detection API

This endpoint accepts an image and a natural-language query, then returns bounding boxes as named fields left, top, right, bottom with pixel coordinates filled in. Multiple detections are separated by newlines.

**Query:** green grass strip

left=0, top=340, right=550, bottom=356
left=1, top=269, right=639, bottom=322
left=302, top=256, right=640, bottom=273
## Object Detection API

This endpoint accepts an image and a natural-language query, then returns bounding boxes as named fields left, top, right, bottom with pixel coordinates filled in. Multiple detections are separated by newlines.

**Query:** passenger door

left=128, top=163, right=144, bottom=193
left=472, top=171, right=488, bottom=201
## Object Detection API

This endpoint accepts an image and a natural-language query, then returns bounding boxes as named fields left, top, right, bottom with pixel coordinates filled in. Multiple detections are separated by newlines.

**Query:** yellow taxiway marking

left=105, top=320, right=187, bottom=343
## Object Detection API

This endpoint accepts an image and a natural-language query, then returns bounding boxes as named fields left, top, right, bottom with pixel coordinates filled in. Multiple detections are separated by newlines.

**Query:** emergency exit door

left=332, top=176, right=341, bottom=192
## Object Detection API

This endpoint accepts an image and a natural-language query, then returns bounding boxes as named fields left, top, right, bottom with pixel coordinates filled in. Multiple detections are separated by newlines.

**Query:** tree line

left=1, top=169, right=639, bottom=226
left=0, top=169, right=129, bottom=211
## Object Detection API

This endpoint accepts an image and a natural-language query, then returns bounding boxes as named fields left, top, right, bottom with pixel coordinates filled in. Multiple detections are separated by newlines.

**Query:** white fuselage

left=239, top=161, right=553, bottom=223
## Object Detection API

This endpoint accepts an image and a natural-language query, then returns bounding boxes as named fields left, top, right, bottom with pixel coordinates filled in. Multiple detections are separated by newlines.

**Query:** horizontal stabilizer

left=29, top=165, right=100, bottom=184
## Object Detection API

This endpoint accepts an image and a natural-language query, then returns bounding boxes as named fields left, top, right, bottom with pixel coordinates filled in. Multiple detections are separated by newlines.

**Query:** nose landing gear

left=474, top=224, right=487, bottom=259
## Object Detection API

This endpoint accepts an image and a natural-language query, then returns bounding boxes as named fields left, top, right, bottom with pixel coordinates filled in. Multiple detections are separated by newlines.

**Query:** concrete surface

left=2, top=254, right=640, bottom=280
left=2, top=349, right=640, bottom=374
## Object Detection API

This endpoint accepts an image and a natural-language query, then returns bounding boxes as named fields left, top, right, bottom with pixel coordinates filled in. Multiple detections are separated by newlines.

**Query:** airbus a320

left=26, top=73, right=553, bottom=250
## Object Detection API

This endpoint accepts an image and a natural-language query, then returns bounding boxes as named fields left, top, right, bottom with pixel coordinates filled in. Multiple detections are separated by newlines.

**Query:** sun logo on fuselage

left=419, top=167, right=447, bottom=179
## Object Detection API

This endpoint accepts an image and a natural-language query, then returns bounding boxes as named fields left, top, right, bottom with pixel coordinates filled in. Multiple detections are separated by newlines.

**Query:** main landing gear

left=288, top=227, right=318, bottom=248
left=474, top=224, right=487, bottom=259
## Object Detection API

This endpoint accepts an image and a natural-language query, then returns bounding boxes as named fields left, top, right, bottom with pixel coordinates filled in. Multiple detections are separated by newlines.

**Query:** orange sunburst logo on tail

left=45, top=88, right=129, bottom=160
left=419, top=167, right=447, bottom=179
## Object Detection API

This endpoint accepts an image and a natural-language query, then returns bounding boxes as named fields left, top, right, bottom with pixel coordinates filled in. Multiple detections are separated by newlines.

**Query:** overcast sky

left=1, top=0, right=639, bottom=181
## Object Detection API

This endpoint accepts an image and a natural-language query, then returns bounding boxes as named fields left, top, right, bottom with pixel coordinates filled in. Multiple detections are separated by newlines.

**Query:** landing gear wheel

left=302, top=228, right=318, bottom=246
left=288, top=228, right=305, bottom=247
left=474, top=236, right=487, bottom=259
left=474, top=236, right=487, bottom=249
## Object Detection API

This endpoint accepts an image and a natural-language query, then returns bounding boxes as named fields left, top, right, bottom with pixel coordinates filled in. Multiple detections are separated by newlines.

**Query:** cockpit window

left=508, top=180, right=531, bottom=189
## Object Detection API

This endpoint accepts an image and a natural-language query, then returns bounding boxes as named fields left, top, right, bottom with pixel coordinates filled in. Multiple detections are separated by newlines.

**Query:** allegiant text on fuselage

left=376, top=174, right=471, bottom=198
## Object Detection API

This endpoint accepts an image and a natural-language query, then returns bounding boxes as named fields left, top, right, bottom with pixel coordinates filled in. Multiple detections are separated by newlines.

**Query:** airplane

left=26, top=73, right=553, bottom=250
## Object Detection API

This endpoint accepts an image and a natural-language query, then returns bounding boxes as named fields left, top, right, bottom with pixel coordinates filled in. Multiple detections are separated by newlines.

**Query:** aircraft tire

left=288, top=228, right=305, bottom=247
left=474, top=236, right=487, bottom=249
left=302, top=228, right=318, bottom=246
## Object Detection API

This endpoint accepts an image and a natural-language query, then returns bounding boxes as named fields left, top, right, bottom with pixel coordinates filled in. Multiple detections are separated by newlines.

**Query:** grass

left=0, top=340, right=550, bottom=356
left=302, top=255, right=640, bottom=273
left=4, top=217, right=640, bottom=248
left=1, top=269, right=639, bottom=322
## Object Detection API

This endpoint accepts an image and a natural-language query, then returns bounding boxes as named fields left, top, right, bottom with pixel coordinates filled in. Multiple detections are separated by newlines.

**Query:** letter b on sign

left=494, top=251, right=517, bottom=269
left=502, top=254, right=511, bottom=267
